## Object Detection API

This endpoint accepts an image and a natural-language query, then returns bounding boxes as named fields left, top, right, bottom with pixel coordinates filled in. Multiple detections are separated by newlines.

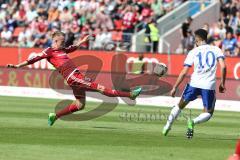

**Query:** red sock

left=103, top=88, right=130, bottom=97
left=56, top=104, right=79, bottom=118
left=88, top=81, right=130, bottom=97
left=235, top=139, right=240, bottom=155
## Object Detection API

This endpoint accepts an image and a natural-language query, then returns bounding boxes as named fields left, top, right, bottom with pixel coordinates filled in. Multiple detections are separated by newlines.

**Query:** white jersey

left=184, top=44, right=225, bottom=90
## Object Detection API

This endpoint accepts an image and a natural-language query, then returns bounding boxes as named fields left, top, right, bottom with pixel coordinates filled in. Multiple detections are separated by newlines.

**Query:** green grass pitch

left=0, top=96, right=239, bottom=160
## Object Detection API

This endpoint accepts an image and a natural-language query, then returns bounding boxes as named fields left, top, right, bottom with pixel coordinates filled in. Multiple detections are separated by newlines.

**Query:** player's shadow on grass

left=166, top=134, right=237, bottom=141
left=92, top=126, right=118, bottom=130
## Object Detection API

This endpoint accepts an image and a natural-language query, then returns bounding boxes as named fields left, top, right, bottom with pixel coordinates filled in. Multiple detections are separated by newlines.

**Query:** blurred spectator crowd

left=208, top=0, right=240, bottom=57
left=179, top=0, right=240, bottom=57
left=0, top=0, right=184, bottom=50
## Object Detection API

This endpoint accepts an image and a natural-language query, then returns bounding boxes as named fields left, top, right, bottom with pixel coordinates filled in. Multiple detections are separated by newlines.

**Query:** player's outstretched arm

left=218, top=58, right=227, bottom=93
left=7, top=50, right=49, bottom=69
left=7, top=61, right=28, bottom=68
left=76, top=35, right=90, bottom=47
left=65, top=35, right=90, bottom=53
left=170, top=66, right=190, bottom=97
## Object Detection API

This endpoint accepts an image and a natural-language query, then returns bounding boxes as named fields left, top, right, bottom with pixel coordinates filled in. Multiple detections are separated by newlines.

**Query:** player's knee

left=178, top=105, right=184, bottom=110
left=178, top=101, right=188, bottom=109
left=204, top=110, right=213, bottom=122
left=204, top=108, right=214, bottom=116
left=178, top=98, right=189, bottom=109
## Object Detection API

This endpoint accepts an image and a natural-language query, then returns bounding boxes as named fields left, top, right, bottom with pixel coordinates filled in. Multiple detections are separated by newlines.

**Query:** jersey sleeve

left=64, top=45, right=78, bottom=53
left=27, top=47, right=51, bottom=64
left=183, top=50, right=194, bottom=67
left=216, top=47, right=225, bottom=60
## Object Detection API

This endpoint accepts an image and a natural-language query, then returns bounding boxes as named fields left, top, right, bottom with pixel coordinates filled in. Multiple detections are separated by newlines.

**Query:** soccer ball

left=153, top=63, right=168, bottom=77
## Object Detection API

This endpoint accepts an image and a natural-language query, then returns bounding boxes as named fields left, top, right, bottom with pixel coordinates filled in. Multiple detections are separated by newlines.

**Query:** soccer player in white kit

left=162, top=29, right=227, bottom=138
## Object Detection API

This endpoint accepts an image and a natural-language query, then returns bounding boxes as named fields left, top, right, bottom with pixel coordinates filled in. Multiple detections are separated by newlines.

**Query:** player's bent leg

left=193, top=88, right=216, bottom=125
left=48, top=99, right=85, bottom=126
left=87, top=81, right=142, bottom=99
left=187, top=89, right=216, bottom=138
left=70, top=74, right=142, bottom=99
left=193, top=108, right=213, bottom=125
left=48, top=88, right=86, bottom=126
left=96, top=84, right=130, bottom=97
left=162, top=98, right=189, bottom=136
left=57, top=99, right=85, bottom=118
left=95, top=84, right=142, bottom=99
left=186, top=110, right=213, bottom=139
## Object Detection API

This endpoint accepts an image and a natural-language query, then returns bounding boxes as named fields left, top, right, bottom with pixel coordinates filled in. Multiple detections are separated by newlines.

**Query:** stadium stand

left=178, top=0, right=239, bottom=56
left=207, top=0, right=240, bottom=57
left=0, top=0, right=185, bottom=49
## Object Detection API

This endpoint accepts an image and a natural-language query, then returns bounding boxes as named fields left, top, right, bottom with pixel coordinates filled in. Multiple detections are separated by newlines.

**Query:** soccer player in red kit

left=7, top=31, right=142, bottom=126
left=228, top=139, right=240, bottom=160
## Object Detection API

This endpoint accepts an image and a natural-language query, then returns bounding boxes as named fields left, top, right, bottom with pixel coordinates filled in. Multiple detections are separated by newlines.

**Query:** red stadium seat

left=13, top=27, right=24, bottom=37
left=111, top=31, right=123, bottom=42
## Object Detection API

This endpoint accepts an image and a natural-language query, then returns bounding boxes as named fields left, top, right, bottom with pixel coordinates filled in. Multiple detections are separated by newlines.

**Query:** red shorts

left=66, top=70, right=98, bottom=99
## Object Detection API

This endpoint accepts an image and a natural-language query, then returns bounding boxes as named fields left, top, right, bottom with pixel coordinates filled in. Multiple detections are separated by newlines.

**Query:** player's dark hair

left=52, top=31, right=65, bottom=38
left=194, top=29, right=208, bottom=42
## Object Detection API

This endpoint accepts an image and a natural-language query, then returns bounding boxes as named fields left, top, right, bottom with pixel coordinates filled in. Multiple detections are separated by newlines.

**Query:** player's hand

left=219, top=83, right=226, bottom=93
left=7, top=64, right=18, bottom=68
left=77, top=35, right=91, bottom=46
left=81, top=35, right=90, bottom=43
left=170, top=87, right=177, bottom=97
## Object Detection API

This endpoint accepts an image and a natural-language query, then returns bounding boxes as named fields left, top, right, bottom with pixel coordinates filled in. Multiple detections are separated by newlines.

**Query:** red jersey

left=37, top=20, right=48, bottom=33
left=123, top=12, right=137, bottom=29
left=27, top=45, right=78, bottom=80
